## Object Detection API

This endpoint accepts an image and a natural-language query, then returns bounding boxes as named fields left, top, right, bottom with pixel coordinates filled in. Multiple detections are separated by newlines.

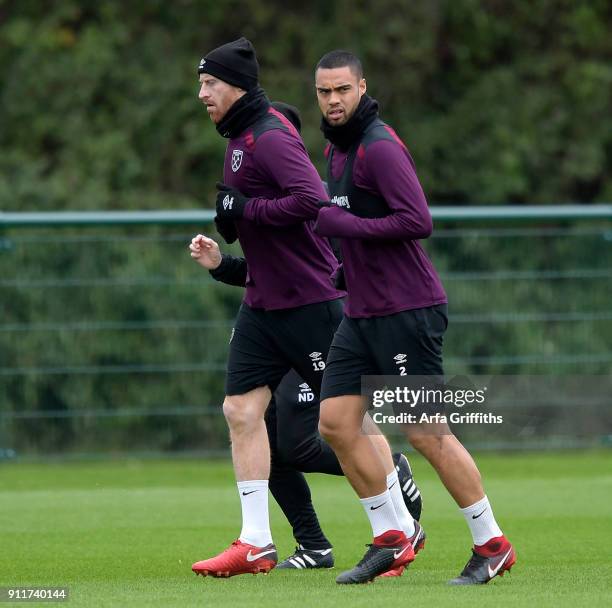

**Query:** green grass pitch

left=1, top=451, right=611, bottom=607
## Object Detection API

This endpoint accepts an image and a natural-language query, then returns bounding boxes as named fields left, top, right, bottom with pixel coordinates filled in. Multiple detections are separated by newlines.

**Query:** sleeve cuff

left=209, top=254, right=232, bottom=281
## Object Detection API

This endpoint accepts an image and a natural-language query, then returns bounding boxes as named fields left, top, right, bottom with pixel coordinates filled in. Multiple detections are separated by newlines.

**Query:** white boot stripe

left=410, top=489, right=421, bottom=501
left=295, top=556, right=306, bottom=567
left=303, top=554, right=317, bottom=566
left=289, top=558, right=302, bottom=569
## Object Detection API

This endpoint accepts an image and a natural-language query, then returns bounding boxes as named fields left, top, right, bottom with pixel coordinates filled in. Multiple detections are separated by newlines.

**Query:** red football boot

left=336, top=530, right=415, bottom=584
left=192, top=540, right=277, bottom=578
left=378, top=520, right=426, bottom=578
left=449, top=535, right=516, bottom=585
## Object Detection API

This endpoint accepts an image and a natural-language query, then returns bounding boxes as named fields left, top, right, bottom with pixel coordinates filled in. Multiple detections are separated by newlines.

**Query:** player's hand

left=318, top=199, right=351, bottom=213
left=189, top=234, right=222, bottom=270
left=214, top=215, right=238, bottom=244
left=215, top=182, right=249, bottom=220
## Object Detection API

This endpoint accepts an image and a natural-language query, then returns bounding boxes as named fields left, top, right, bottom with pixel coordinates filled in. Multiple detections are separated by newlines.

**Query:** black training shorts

left=320, top=304, right=448, bottom=400
left=225, top=299, right=343, bottom=396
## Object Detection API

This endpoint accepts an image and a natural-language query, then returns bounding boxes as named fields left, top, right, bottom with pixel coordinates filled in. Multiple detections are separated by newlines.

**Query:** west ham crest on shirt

left=231, top=149, right=243, bottom=172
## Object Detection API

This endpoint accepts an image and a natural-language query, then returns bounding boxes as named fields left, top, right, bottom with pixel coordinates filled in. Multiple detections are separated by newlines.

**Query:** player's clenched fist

left=189, top=234, right=222, bottom=270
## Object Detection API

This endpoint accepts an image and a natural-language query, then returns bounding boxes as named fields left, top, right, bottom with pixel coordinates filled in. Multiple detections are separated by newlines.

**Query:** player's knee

left=319, top=397, right=360, bottom=446
left=409, top=433, right=457, bottom=462
left=223, top=387, right=270, bottom=432
left=408, top=432, right=443, bottom=455
left=318, top=419, right=333, bottom=444
left=223, top=396, right=259, bottom=431
left=320, top=399, right=352, bottom=445
left=318, top=415, right=344, bottom=446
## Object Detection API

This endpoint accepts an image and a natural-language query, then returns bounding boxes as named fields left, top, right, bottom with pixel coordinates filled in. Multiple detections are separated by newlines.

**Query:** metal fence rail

left=2, top=204, right=611, bottom=226
left=1, top=206, right=611, bottom=458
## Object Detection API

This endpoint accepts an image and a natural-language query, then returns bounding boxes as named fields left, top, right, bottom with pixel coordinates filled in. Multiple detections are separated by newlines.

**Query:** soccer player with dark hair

left=190, top=38, right=420, bottom=578
left=313, top=49, right=516, bottom=584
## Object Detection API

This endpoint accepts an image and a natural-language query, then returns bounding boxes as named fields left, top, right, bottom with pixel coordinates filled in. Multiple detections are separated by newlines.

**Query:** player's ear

left=360, top=78, right=366, bottom=96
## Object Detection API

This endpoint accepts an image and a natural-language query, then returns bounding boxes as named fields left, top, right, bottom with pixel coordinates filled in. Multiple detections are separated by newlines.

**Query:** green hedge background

left=2, top=0, right=611, bottom=210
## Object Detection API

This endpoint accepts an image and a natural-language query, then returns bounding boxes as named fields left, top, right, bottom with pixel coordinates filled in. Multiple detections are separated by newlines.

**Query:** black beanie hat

left=198, top=37, right=259, bottom=91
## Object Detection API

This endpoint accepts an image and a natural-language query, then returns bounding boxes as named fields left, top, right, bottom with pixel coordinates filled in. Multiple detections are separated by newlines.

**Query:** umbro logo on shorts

left=394, top=353, right=407, bottom=376
left=309, top=352, right=325, bottom=372
left=298, top=382, right=314, bottom=403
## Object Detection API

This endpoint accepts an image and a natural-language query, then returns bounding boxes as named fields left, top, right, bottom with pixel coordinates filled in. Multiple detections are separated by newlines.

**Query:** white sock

left=360, top=489, right=402, bottom=538
left=387, top=470, right=416, bottom=537
left=460, top=495, right=503, bottom=546
left=237, top=480, right=273, bottom=547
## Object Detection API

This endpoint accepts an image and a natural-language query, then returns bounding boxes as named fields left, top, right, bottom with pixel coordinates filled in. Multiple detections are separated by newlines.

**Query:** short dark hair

left=315, top=50, right=363, bottom=79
